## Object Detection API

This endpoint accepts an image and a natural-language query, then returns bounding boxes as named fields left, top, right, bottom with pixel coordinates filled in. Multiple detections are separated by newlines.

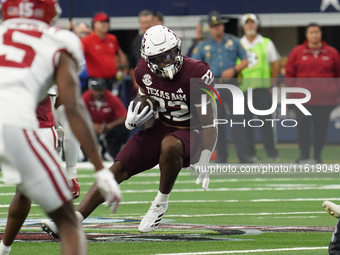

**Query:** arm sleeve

left=133, top=62, right=148, bottom=95
left=333, top=50, right=340, bottom=78
left=236, top=40, right=248, bottom=60
left=51, top=28, right=83, bottom=70
left=285, top=48, right=297, bottom=79
left=267, top=40, right=281, bottom=63
left=192, top=63, right=215, bottom=105
left=134, top=62, right=142, bottom=85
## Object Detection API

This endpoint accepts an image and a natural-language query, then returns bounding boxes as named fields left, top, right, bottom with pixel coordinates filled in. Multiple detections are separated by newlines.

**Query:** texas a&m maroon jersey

left=135, top=56, right=214, bottom=127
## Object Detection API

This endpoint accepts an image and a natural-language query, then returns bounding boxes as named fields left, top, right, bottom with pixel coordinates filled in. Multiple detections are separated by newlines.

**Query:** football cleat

left=323, top=201, right=340, bottom=218
left=138, top=201, right=168, bottom=233
left=70, top=178, right=80, bottom=199
left=41, top=220, right=59, bottom=239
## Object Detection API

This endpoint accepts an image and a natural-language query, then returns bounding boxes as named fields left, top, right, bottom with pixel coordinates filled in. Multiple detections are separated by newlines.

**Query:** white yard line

left=1, top=175, right=337, bottom=185
left=155, top=246, right=328, bottom=255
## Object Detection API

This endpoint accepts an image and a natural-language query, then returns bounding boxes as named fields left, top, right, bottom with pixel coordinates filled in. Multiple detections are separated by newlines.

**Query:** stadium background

left=0, top=1, right=340, bottom=254
left=56, top=0, right=340, bottom=57
left=54, top=0, right=340, bottom=145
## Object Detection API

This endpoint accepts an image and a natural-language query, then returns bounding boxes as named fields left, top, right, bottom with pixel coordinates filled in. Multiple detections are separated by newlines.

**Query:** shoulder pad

left=46, top=27, right=83, bottom=70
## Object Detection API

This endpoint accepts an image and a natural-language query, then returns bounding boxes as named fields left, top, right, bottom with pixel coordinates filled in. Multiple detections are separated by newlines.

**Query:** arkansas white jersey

left=0, top=18, right=83, bottom=129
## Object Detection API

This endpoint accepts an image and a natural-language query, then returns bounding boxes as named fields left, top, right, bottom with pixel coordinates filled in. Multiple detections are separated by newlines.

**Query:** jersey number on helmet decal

left=0, top=29, right=42, bottom=68
left=19, top=2, right=34, bottom=18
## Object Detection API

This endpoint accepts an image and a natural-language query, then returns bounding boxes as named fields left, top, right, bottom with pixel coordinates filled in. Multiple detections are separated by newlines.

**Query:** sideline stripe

left=0, top=198, right=337, bottom=204
left=119, top=186, right=340, bottom=193
left=155, top=246, right=328, bottom=255
left=76, top=179, right=338, bottom=185
left=164, top=211, right=325, bottom=218
left=6, top=186, right=340, bottom=196
left=0, top=178, right=336, bottom=186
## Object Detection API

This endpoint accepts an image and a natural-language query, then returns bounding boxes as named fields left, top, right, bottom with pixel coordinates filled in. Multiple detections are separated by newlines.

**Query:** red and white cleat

left=70, top=178, right=80, bottom=199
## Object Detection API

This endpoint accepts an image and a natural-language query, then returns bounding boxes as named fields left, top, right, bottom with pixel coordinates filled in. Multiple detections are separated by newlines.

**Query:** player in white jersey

left=49, top=85, right=82, bottom=199
left=0, top=1, right=121, bottom=254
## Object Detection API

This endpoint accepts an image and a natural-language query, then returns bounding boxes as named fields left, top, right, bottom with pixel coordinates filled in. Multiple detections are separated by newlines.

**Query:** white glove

left=125, top=101, right=154, bottom=130
left=190, top=149, right=212, bottom=191
left=95, top=168, right=122, bottom=212
left=195, top=168, right=210, bottom=191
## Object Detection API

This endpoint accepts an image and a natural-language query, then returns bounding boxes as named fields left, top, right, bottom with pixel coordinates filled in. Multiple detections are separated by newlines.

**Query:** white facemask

left=163, top=65, right=175, bottom=80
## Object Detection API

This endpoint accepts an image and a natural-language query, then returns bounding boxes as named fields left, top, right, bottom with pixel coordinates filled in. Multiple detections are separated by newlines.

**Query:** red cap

left=93, top=12, right=109, bottom=22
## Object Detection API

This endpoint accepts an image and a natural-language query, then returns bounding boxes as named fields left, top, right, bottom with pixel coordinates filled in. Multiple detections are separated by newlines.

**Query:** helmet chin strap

left=163, top=65, right=175, bottom=80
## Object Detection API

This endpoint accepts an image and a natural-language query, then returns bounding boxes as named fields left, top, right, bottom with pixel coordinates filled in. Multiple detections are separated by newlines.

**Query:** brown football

left=132, top=95, right=157, bottom=114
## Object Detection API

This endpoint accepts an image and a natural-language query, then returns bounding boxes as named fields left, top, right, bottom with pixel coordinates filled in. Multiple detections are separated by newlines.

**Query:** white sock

left=56, top=104, right=80, bottom=172
left=75, top=211, right=84, bottom=223
left=155, top=191, right=169, bottom=203
left=0, top=241, right=11, bottom=255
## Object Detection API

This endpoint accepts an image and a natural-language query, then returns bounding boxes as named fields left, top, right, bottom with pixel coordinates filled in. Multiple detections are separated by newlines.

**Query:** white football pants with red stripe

left=0, top=124, right=72, bottom=213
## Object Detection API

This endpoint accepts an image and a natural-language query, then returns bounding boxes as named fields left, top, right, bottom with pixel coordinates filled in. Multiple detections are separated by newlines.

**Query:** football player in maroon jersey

left=42, top=25, right=217, bottom=235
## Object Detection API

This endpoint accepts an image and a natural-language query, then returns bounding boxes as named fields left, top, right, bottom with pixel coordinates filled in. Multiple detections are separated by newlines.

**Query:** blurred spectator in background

left=278, top=56, right=288, bottom=79
left=239, top=13, right=280, bottom=161
left=285, top=23, right=340, bottom=163
left=82, top=12, right=128, bottom=92
left=129, top=10, right=154, bottom=91
left=83, top=78, right=128, bottom=161
left=72, top=23, right=92, bottom=93
left=192, top=11, right=251, bottom=163
left=277, top=56, right=288, bottom=91
left=153, top=11, right=164, bottom=25
left=277, top=56, right=288, bottom=82
left=187, top=18, right=210, bottom=57
left=73, top=22, right=92, bottom=39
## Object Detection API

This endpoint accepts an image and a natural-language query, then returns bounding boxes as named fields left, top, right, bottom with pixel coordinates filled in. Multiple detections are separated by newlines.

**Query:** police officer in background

left=192, top=11, right=252, bottom=163
left=239, top=13, right=280, bottom=161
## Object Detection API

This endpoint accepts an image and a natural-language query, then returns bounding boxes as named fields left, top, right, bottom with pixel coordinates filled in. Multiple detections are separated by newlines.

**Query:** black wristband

left=233, top=67, right=238, bottom=75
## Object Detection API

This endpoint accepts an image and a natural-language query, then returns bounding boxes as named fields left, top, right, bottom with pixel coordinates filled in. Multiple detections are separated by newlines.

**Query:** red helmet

left=1, top=0, right=62, bottom=24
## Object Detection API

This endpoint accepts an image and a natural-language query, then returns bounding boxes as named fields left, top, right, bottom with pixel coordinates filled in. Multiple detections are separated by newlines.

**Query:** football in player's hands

left=132, top=95, right=157, bottom=114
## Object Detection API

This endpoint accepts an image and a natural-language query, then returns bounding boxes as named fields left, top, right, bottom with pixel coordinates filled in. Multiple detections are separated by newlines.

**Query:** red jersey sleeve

left=285, top=46, right=298, bottom=79
left=81, top=90, right=92, bottom=106
left=193, top=62, right=215, bottom=105
left=332, top=49, right=340, bottom=78
left=135, top=58, right=148, bottom=92
left=36, top=97, right=55, bottom=128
